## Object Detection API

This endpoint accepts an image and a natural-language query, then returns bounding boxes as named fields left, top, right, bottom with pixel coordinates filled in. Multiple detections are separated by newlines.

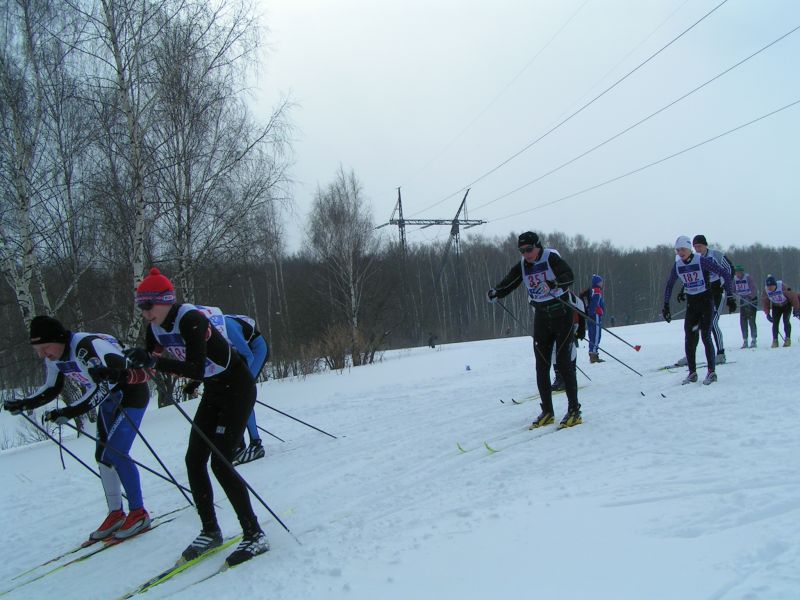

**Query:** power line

left=411, top=0, right=730, bottom=217
left=487, top=98, right=800, bottom=222
left=402, top=0, right=592, bottom=188
left=471, top=23, right=800, bottom=212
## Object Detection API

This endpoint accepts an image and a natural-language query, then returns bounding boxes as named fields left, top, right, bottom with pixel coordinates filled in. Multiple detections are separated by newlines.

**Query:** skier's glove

left=726, top=297, right=737, bottom=313
left=44, top=409, right=69, bottom=426
left=183, top=380, right=202, bottom=398
left=676, top=290, right=686, bottom=303
left=662, top=304, right=671, bottom=323
left=3, top=398, right=25, bottom=415
left=765, top=313, right=773, bottom=323
left=88, top=366, right=127, bottom=385
left=123, top=348, right=156, bottom=369
left=486, top=289, right=498, bottom=304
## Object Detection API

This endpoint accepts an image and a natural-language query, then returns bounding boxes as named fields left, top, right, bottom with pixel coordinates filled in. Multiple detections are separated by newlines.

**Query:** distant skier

left=692, top=235, right=734, bottom=364
left=121, top=268, right=269, bottom=567
left=487, top=231, right=582, bottom=429
left=662, top=236, right=736, bottom=385
left=761, top=275, right=800, bottom=347
left=732, top=265, right=758, bottom=348
left=3, top=316, right=151, bottom=541
left=581, top=274, right=605, bottom=363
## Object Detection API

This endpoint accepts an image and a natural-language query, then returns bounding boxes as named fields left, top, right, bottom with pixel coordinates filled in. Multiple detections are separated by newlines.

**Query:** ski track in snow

left=1, top=314, right=799, bottom=599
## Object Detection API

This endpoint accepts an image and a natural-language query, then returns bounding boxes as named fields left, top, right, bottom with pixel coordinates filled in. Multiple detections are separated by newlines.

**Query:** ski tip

left=640, top=391, right=645, bottom=396
left=456, top=442, right=467, bottom=453
left=483, top=441, right=498, bottom=454
left=660, top=393, right=666, bottom=398
left=499, top=399, right=505, bottom=404
left=634, top=345, right=642, bottom=352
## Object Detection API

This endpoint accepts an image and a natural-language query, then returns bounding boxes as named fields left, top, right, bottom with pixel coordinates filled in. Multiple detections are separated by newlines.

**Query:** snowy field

left=2, top=312, right=799, bottom=600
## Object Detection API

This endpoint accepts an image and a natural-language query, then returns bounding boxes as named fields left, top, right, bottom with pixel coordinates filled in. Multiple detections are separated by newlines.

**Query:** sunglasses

left=519, top=245, right=536, bottom=254
left=137, top=300, right=155, bottom=311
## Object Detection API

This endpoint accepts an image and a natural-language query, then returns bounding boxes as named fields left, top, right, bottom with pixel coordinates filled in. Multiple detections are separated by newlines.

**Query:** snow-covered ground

left=2, top=313, right=799, bottom=600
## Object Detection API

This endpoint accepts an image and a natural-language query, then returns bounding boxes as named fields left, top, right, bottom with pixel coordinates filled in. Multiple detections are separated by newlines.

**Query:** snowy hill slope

left=1, top=313, right=799, bottom=600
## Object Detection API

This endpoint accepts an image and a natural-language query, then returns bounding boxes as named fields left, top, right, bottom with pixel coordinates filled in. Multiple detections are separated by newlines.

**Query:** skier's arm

left=663, top=268, right=679, bottom=305
left=702, top=256, right=734, bottom=296
left=547, top=253, right=574, bottom=291
left=493, top=263, right=523, bottom=299
left=17, top=362, right=64, bottom=410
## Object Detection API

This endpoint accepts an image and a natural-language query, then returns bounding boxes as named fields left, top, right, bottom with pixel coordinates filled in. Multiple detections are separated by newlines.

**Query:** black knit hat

left=517, top=231, right=542, bottom=248
left=692, top=234, right=708, bottom=246
left=29, top=315, right=69, bottom=345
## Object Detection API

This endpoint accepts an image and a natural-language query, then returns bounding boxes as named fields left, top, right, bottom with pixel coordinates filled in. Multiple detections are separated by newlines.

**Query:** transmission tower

left=376, top=188, right=485, bottom=256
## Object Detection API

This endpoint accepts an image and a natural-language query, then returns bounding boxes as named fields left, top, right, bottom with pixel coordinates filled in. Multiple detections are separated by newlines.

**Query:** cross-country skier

left=583, top=274, right=605, bottom=363
left=3, top=316, right=151, bottom=541
left=732, top=265, right=758, bottom=348
left=487, top=231, right=581, bottom=429
left=761, top=275, right=800, bottom=347
left=185, top=312, right=269, bottom=465
left=662, top=236, right=736, bottom=385
left=122, top=268, right=268, bottom=567
left=692, top=235, right=734, bottom=364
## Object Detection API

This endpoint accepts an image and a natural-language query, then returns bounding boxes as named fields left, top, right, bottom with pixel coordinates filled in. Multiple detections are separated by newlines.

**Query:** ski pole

left=495, top=299, right=522, bottom=323
left=172, top=397, right=299, bottom=544
left=60, top=420, right=194, bottom=503
left=547, top=292, right=642, bottom=352
left=115, top=406, right=195, bottom=506
left=256, top=400, right=337, bottom=440
left=597, top=345, right=643, bottom=377
left=575, top=363, right=591, bottom=381
left=19, top=412, right=130, bottom=499
left=257, top=425, right=285, bottom=443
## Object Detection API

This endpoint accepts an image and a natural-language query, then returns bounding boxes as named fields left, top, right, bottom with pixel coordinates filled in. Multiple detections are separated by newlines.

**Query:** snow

left=2, top=313, right=799, bottom=600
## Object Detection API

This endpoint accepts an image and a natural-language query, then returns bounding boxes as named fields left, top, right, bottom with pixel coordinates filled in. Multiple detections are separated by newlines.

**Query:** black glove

left=726, top=297, right=737, bottom=313
left=3, top=398, right=25, bottom=415
left=183, top=380, right=202, bottom=398
left=662, top=304, right=671, bottom=323
left=88, top=366, right=127, bottom=385
left=766, top=313, right=773, bottom=323
left=676, top=290, right=686, bottom=303
left=123, top=347, right=156, bottom=369
left=44, top=409, right=69, bottom=425
left=486, top=289, right=498, bottom=304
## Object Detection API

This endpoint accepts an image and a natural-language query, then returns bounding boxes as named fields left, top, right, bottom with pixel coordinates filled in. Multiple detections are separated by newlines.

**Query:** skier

left=692, top=235, right=734, bottom=364
left=123, top=268, right=268, bottom=567
left=487, top=231, right=581, bottom=429
left=662, top=236, right=736, bottom=385
left=3, top=316, right=151, bottom=541
left=732, top=265, right=758, bottom=348
left=761, top=275, right=800, bottom=347
left=583, top=274, right=605, bottom=363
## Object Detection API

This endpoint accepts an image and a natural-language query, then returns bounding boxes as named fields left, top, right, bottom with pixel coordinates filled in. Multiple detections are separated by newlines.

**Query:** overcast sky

left=252, top=0, right=799, bottom=253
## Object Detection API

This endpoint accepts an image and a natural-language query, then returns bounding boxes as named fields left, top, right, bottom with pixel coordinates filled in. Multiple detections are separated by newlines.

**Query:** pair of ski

left=500, top=385, right=587, bottom=405
left=457, top=421, right=567, bottom=455
left=116, top=535, right=242, bottom=598
left=1, top=509, right=185, bottom=597
left=657, top=361, right=737, bottom=373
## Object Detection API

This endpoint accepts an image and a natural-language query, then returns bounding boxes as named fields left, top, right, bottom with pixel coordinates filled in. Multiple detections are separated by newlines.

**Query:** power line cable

left=402, top=0, right=592, bottom=187
left=411, top=0, right=730, bottom=217
left=471, top=23, right=800, bottom=212
left=487, top=98, right=800, bottom=222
